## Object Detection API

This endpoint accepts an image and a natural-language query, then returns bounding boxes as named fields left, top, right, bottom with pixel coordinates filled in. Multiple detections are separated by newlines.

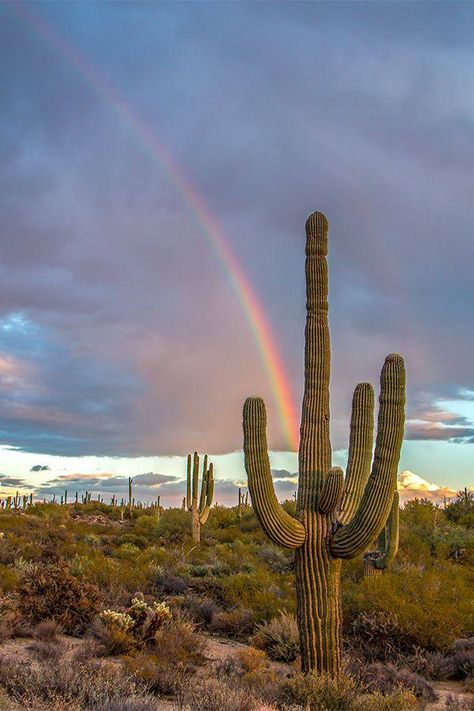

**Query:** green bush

left=344, top=566, right=473, bottom=651
left=16, top=562, right=101, bottom=633
left=286, top=671, right=418, bottom=711
left=154, top=508, right=190, bottom=542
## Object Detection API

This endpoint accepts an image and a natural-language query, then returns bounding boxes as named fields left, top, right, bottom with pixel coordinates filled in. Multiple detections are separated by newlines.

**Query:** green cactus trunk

left=186, top=452, right=214, bottom=544
left=243, top=211, right=405, bottom=676
left=295, top=525, right=342, bottom=674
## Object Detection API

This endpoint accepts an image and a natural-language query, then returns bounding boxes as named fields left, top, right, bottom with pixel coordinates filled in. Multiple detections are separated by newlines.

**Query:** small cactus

left=186, top=452, right=214, bottom=544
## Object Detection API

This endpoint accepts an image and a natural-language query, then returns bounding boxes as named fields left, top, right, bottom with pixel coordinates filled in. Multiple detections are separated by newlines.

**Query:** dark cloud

left=0, top=3, right=472, bottom=458
left=30, top=465, right=51, bottom=472
left=272, top=469, right=297, bottom=481
left=0, top=474, right=34, bottom=489
left=405, top=423, right=474, bottom=442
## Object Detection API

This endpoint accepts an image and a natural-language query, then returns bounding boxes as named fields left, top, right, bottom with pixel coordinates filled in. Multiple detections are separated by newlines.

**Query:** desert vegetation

left=0, top=488, right=472, bottom=709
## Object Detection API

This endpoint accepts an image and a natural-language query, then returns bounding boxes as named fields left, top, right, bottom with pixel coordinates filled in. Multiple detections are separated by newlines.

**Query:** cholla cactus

left=364, top=490, right=400, bottom=576
left=243, top=211, right=405, bottom=675
left=100, top=595, right=172, bottom=647
left=186, top=452, right=214, bottom=544
left=100, top=609, right=134, bottom=631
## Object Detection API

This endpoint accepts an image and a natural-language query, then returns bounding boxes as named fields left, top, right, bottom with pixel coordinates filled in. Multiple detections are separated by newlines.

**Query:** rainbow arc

left=8, top=3, right=300, bottom=450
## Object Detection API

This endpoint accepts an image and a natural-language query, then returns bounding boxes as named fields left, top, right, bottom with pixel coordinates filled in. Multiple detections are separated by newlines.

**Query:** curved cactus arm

left=244, top=397, right=306, bottom=549
left=198, top=454, right=208, bottom=514
left=319, top=467, right=344, bottom=514
left=330, top=354, right=405, bottom=559
left=338, top=382, right=374, bottom=524
left=199, top=463, right=214, bottom=524
left=375, top=490, right=399, bottom=569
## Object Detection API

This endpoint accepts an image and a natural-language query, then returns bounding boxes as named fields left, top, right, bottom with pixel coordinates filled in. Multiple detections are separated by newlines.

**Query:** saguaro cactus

left=186, top=452, right=214, bottom=543
left=243, top=211, right=405, bottom=675
left=363, top=490, right=399, bottom=577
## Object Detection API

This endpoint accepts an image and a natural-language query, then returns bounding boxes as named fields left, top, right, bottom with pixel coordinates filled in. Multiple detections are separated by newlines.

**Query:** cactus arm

left=338, top=383, right=374, bottom=524
left=243, top=397, right=306, bottom=549
left=192, top=452, right=199, bottom=507
left=375, top=490, right=399, bottom=569
left=199, top=463, right=214, bottom=524
left=186, top=454, right=192, bottom=510
left=330, top=354, right=405, bottom=559
left=319, top=467, right=344, bottom=514
left=198, top=455, right=208, bottom=514
left=298, top=212, right=332, bottom=512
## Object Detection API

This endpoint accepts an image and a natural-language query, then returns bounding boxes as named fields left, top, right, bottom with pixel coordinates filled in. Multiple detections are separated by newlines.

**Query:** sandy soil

left=0, top=634, right=472, bottom=710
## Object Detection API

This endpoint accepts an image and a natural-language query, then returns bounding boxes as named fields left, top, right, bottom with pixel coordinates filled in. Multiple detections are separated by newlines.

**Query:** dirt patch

left=428, top=681, right=473, bottom=710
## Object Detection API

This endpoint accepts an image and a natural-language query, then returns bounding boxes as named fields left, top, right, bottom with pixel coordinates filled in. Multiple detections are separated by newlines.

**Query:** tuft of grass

left=252, top=611, right=300, bottom=662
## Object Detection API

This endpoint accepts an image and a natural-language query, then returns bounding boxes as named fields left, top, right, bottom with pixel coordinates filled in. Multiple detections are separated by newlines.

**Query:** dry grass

left=252, top=612, right=300, bottom=662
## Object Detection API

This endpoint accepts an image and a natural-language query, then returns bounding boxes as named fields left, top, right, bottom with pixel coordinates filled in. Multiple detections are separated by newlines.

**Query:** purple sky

left=0, top=2, right=472, bottom=498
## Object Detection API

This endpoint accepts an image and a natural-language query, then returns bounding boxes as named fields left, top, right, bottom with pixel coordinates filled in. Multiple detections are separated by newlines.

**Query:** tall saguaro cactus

left=186, top=452, right=214, bottom=544
left=363, top=490, right=400, bottom=577
left=243, top=211, right=405, bottom=676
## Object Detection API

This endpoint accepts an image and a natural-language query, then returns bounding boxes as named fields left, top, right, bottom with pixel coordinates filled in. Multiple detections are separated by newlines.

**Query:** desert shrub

left=156, top=571, right=188, bottom=594
left=29, top=619, right=66, bottom=661
left=83, top=533, right=102, bottom=548
left=118, top=543, right=141, bottom=557
left=187, top=564, right=209, bottom=577
left=216, top=647, right=286, bottom=703
left=118, top=534, right=148, bottom=550
left=154, top=509, right=189, bottom=542
left=215, top=568, right=294, bottom=622
left=348, top=659, right=437, bottom=701
left=209, top=560, right=231, bottom=576
left=16, top=562, right=101, bottom=633
left=0, top=563, right=18, bottom=592
left=445, top=695, right=474, bottom=710
left=33, top=619, right=63, bottom=640
left=285, top=671, right=417, bottom=711
left=181, top=595, right=221, bottom=627
left=0, top=594, right=21, bottom=640
left=411, top=638, right=474, bottom=680
left=348, top=610, right=416, bottom=661
left=445, top=490, right=474, bottom=528
left=125, top=619, right=207, bottom=695
left=252, top=611, right=300, bottom=662
left=208, top=607, right=255, bottom=637
left=0, top=655, right=156, bottom=709
left=133, top=515, right=157, bottom=537
left=257, top=544, right=293, bottom=573
left=344, top=566, right=472, bottom=651
left=174, top=676, right=263, bottom=711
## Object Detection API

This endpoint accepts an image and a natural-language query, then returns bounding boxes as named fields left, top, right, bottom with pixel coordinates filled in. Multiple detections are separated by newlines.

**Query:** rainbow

left=7, top=3, right=300, bottom=450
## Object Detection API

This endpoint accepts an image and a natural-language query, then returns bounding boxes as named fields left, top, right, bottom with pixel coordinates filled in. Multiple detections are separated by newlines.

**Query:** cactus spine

left=243, top=211, right=405, bottom=675
left=363, top=489, right=399, bottom=576
left=186, top=452, right=214, bottom=544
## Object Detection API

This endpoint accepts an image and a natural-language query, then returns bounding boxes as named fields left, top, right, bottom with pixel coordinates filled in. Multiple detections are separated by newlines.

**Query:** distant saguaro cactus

left=243, top=211, right=405, bottom=676
left=363, top=490, right=400, bottom=577
left=186, top=452, right=214, bottom=544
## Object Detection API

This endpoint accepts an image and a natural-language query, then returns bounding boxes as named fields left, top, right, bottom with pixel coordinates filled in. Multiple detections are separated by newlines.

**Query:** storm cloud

left=0, top=3, right=472, bottom=463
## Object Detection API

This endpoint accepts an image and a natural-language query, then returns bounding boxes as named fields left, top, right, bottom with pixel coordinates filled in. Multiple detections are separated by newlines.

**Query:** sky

left=0, top=2, right=472, bottom=506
